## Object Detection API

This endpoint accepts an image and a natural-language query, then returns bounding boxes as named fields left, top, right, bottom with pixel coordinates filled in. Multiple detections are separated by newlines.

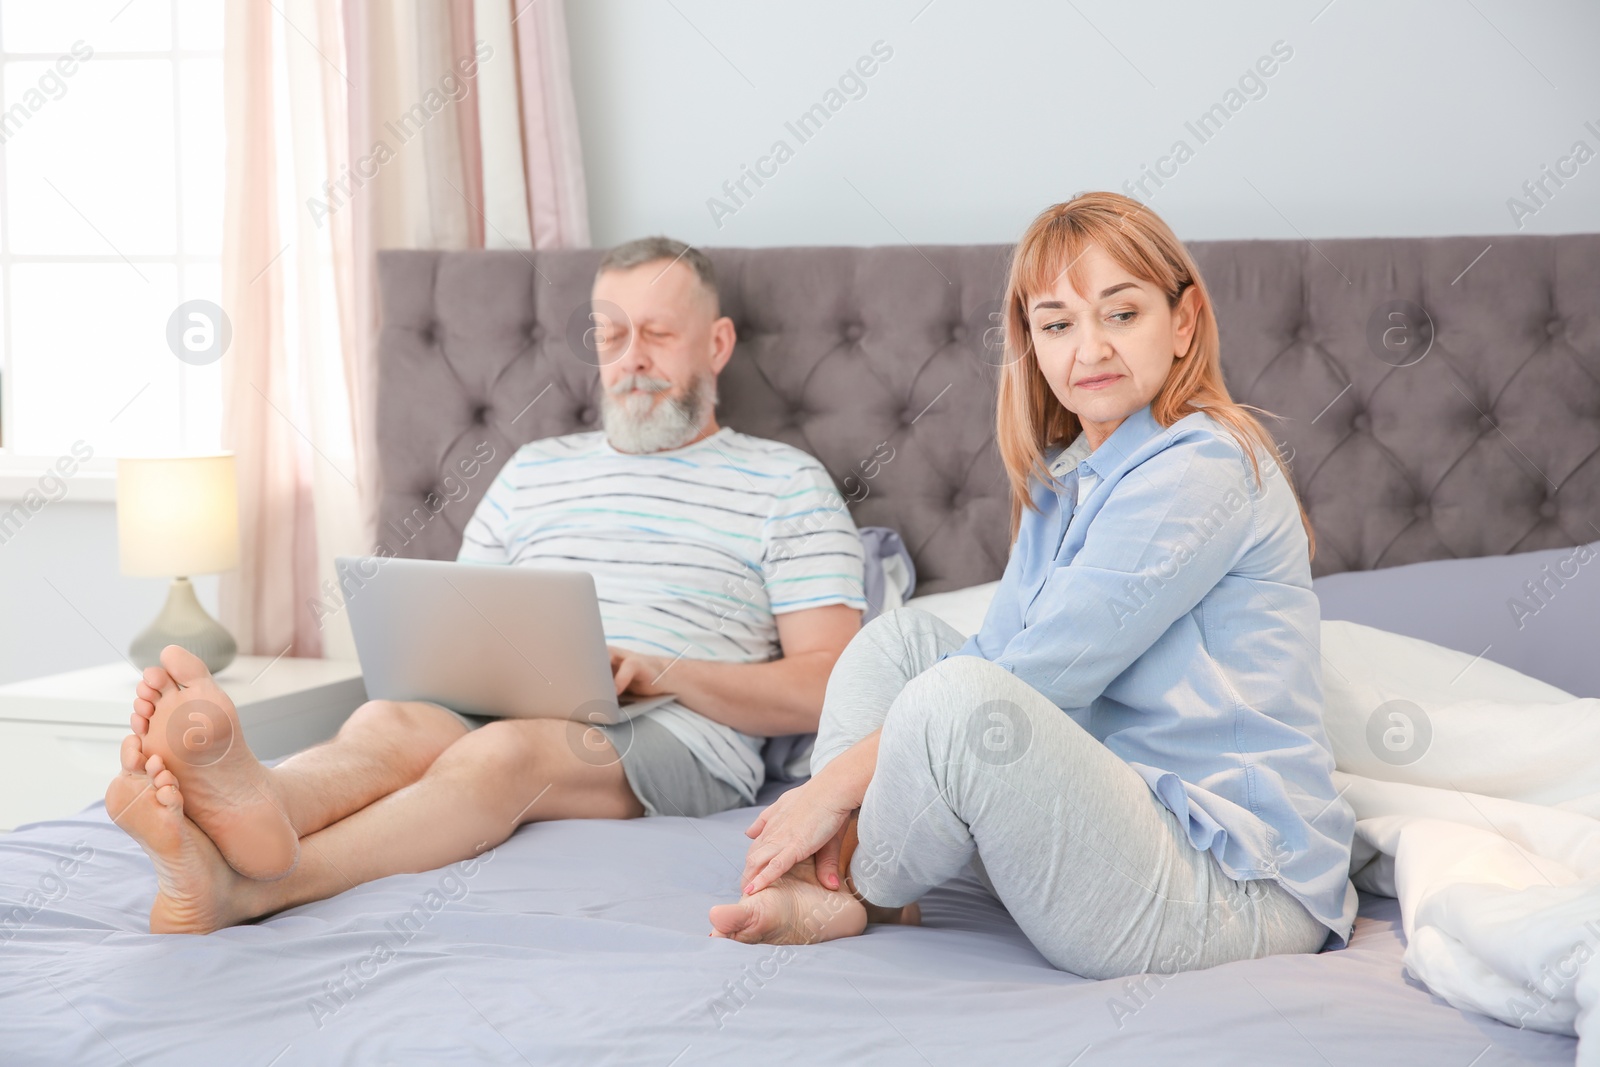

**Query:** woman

left=707, top=192, right=1357, bottom=979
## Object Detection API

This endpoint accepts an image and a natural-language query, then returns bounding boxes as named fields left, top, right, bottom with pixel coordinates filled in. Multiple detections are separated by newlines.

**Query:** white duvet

left=1322, top=620, right=1600, bottom=1061
left=906, top=584, right=1600, bottom=1059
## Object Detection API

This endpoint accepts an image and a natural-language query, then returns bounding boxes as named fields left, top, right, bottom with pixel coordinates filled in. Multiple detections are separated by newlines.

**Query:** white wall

left=566, top=0, right=1600, bottom=247
left=0, top=502, right=218, bottom=685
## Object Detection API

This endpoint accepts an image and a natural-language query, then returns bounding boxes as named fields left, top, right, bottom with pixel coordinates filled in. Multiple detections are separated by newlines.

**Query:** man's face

left=590, top=259, right=735, bottom=453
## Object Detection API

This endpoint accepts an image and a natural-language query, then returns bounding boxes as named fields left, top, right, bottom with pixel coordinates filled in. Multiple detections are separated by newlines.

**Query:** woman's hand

left=739, top=772, right=859, bottom=896
left=739, top=729, right=883, bottom=895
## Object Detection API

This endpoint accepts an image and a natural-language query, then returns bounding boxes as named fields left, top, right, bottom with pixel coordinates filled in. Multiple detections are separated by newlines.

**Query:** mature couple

left=112, top=194, right=1357, bottom=978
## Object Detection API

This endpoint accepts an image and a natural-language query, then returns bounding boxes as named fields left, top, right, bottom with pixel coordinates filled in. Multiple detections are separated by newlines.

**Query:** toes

left=142, top=666, right=175, bottom=694
left=134, top=697, right=155, bottom=718
left=153, top=767, right=179, bottom=791
left=136, top=682, right=161, bottom=706
left=708, top=902, right=758, bottom=942
left=120, top=735, right=146, bottom=774
left=147, top=753, right=168, bottom=779
left=155, top=781, right=183, bottom=810
left=159, top=645, right=213, bottom=688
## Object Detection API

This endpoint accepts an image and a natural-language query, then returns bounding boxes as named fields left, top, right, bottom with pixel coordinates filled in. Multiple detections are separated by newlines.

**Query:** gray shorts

left=446, top=708, right=744, bottom=819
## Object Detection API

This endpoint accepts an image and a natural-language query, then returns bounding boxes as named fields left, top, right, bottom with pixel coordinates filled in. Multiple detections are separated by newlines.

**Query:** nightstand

left=0, top=657, right=366, bottom=831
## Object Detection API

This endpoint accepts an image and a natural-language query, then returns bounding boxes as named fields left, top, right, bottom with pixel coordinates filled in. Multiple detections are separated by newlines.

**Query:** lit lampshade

left=117, top=454, right=240, bottom=672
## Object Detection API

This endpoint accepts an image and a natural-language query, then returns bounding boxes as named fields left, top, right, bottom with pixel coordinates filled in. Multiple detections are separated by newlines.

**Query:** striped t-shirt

left=456, top=426, right=867, bottom=800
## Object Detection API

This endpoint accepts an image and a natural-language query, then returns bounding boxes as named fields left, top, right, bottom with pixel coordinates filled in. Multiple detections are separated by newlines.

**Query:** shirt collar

left=1049, top=404, right=1165, bottom=482
left=1047, top=431, right=1094, bottom=479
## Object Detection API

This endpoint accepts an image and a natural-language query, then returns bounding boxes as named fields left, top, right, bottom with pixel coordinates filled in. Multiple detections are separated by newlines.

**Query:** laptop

left=335, top=556, right=675, bottom=724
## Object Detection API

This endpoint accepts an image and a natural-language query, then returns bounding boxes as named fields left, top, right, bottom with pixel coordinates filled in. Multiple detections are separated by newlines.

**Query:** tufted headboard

left=375, top=236, right=1600, bottom=594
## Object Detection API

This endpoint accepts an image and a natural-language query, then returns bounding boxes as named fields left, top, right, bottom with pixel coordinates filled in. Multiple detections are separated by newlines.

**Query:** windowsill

left=0, top=467, right=117, bottom=504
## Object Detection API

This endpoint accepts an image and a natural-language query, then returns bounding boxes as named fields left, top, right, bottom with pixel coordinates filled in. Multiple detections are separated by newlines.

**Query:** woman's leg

left=706, top=609, right=967, bottom=945
left=853, top=654, right=1329, bottom=979
left=810, top=607, right=968, bottom=774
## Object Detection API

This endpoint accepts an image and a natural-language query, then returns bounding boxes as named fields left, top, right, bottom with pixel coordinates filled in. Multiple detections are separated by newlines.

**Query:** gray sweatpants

left=813, top=607, right=1330, bottom=980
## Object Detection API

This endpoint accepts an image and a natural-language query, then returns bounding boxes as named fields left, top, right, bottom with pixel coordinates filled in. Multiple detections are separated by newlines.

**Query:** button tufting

left=1351, top=412, right=1370, bottom=432
left=1295, top=323, right=1315, bottom=343
left=418, top=322, right=437, bottom=345
left=1413, top=502, right=1430, bottom=519
left=949, top=323, right=968, bottom=343
left=843, top=323, right=864, bottom=343
left=1477, top=413, right=1496, bottom=433
left=471, top=404, right=490, bottom=425
left=1540, top=497, right=1559, bottom=519
left=1546, top=319, right=1564, bottom=337
left=576, top=405, right=594, bottom=424
left=530, top=324, right=546, bottom=343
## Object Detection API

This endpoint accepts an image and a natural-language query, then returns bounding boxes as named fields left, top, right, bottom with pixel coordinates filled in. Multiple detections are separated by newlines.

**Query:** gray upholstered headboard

left=375, top=236, right=1600, bottom=593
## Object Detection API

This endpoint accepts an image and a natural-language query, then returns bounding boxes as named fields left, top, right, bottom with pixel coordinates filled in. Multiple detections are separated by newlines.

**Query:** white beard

left=601, top=372, right=717, bottom=454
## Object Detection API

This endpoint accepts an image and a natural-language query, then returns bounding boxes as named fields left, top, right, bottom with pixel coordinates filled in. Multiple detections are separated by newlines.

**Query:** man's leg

left=126, top=646, right=467, bottom=877
left=267, top=699, right=468, bottom=835
left=112, top=716, right=644, bottom=934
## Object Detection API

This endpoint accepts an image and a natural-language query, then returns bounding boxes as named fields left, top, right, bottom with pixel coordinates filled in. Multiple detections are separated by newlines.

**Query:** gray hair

left=597, top=236, right=718, bottom=311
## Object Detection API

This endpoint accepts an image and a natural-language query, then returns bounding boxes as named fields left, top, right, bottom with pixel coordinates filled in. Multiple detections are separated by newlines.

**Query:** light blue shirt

left=944, top=404, right=1358, bottom=947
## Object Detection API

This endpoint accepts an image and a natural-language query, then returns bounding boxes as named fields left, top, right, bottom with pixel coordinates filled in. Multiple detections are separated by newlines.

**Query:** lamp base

left=129, top=577, right=237, bottom=674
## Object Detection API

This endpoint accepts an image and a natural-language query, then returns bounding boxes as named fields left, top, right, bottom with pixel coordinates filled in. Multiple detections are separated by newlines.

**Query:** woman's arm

left=996, top=431, right=1259, bottom=710
left=739, top=727, right=881, bottom=895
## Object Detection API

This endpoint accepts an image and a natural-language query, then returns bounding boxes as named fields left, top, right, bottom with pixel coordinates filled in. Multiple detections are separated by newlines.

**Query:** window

left=0, top=0, right=224, bottom=482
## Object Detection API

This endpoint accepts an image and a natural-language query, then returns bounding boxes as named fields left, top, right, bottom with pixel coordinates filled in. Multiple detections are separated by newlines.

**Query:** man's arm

left=608, top=603, right=862, bottom=736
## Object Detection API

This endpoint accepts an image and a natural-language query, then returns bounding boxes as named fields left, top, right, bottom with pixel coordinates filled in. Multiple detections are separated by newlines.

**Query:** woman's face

left=1026, top=243, right=1199, bottom=450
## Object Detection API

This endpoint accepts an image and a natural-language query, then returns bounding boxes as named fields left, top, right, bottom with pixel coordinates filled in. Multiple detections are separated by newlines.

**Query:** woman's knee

left=888, top=656, right=1026, bottom=749
left=876, top=606, right=966, bottom=648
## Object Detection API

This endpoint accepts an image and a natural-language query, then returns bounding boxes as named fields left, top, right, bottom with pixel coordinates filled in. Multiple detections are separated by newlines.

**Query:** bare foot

left=130, top=645, right=299, bottom=881
left=709, top=858, right=868, bottom=945
left=105, top=752, right=256, bottom=934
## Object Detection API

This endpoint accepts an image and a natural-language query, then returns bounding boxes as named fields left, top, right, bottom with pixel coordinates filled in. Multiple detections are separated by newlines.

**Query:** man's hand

left=607, top=646, right=677, bottom=698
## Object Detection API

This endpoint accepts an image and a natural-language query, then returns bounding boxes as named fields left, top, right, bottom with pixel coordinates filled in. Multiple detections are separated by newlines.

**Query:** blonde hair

left=996, top=192, right=1314, bottom=558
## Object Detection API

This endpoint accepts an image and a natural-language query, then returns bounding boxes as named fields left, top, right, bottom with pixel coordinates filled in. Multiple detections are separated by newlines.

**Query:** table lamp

left=117, top=454, right=240, bottom=673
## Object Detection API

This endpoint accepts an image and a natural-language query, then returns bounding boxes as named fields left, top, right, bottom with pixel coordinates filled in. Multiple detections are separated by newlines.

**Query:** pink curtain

left=220, top=0, right=324, bottom=659
left=513, top=0, right=590, bottom=248
left=221, top=0, right=591, bottom=659
left=449, top=0, right=487, bottom=248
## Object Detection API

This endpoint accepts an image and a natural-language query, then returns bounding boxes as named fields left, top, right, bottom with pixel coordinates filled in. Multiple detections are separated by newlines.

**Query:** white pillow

left=1319, top=619, right=1599, bottom=807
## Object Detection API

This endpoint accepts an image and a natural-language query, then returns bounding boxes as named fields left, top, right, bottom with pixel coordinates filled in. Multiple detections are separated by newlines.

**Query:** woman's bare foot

left=129, top=645, right=299, bottom=881
left=708, top=858, right=868, bottom=945
left=105, top=754, right=258, bottom=934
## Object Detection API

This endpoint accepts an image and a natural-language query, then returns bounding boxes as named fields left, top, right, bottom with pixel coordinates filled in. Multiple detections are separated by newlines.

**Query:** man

left=106, top=237, right=866, bottom=933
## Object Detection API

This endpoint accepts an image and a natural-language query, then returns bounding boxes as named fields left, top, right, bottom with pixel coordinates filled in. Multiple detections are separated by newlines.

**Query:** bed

left=3, top=234, right=1596, bottom=1064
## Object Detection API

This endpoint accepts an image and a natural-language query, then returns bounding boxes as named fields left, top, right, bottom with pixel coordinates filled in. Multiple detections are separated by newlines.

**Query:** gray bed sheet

left=0, top=789, right=1577, bottom=1066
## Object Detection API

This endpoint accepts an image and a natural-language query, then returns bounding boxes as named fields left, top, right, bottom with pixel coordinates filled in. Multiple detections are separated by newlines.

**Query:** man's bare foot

left=105, top=754, right=256, bottom=934
left=129, top=645, right=298, bottom=881
left=708, top=858, right=868, bottom=945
